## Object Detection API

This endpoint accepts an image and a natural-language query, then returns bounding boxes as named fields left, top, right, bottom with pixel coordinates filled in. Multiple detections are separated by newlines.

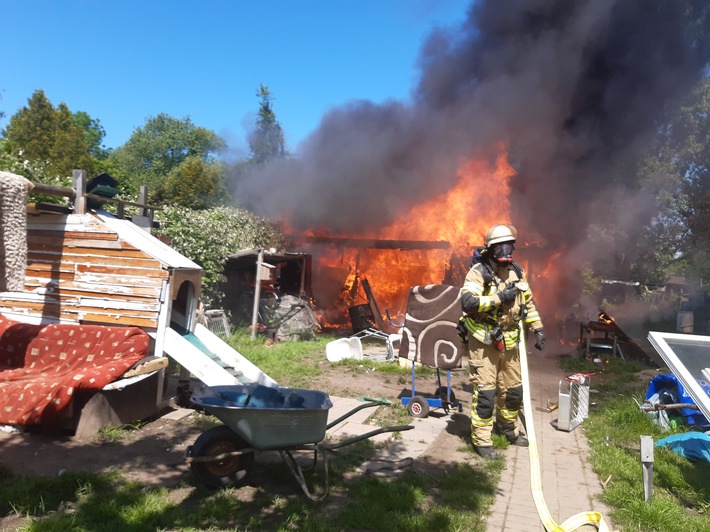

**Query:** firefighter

left=460, top=224, right=546, bottom=459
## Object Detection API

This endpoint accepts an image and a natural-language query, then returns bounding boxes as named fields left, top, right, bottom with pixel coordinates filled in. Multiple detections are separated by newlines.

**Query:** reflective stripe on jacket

left=461, top=261, right=542, bottom=348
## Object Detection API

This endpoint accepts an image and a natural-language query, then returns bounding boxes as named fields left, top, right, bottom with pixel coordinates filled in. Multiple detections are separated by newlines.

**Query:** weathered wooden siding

left=0, top=213, right=166, bottom=327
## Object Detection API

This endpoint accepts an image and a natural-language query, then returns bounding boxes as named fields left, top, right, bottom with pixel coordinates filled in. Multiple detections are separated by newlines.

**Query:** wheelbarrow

left=186, top=383, right=414, bottom=500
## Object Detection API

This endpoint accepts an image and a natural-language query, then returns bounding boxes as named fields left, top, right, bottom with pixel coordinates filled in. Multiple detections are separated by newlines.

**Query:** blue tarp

left=644, top=374, right=710, bottom=431
left=656, top=432, right=710, bottom=463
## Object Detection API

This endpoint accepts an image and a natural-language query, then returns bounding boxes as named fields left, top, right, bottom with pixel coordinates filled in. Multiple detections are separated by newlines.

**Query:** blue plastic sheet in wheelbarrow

left=191, top=384, right=333, bottom=449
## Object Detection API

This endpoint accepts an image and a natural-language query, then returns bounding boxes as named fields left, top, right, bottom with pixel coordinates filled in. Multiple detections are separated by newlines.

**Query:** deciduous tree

left=638, top=78, right=710, bottom=282
left=161, top=156, right=230, bottom=210
left=109, top=113, right=226, bottom=196
left=72, top=111, right=109, bottom=159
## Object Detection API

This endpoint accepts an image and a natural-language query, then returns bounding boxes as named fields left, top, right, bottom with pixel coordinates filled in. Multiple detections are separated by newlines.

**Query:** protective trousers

left=468, top=340, right=523, bottom=446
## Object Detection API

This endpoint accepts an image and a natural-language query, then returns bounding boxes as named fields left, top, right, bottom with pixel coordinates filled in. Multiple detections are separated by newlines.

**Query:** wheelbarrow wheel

left=407, top=395, right=430, bottom=418
left=434, top=387, right=457, bottom=414
left=189, top=425, right=254, bottom=489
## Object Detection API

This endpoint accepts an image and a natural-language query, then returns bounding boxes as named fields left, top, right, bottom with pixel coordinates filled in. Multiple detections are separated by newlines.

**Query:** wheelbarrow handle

left=320, top=424, right=414, bottom=450
left=325, top=399, right=391, bottom=430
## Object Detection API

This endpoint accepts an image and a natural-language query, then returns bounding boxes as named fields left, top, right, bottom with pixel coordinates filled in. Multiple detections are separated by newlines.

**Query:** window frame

left=647, top=331, right=710, bottom=422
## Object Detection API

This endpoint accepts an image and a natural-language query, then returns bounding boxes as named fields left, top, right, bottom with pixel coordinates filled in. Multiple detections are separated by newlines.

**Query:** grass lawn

left=0, top=331, right=708, bottom=531
left=561, top=355, right=710, bottom=532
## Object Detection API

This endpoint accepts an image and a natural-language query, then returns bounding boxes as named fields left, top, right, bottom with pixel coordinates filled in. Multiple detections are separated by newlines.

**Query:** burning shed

left=296, top=235, right=455, bottom=330
left=579, top=311, right=657, bottom=367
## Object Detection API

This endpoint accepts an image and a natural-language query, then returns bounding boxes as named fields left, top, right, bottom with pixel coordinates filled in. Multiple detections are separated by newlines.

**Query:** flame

left=598, top=311, right=615, bottom=324
left=535, top=251, right=561, bottom=280
left=298, top=146, right=516, bottom=327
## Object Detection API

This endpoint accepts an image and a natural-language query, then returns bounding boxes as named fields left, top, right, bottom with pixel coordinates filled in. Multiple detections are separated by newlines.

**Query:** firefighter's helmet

left=484, top=224, right=517, bottom=247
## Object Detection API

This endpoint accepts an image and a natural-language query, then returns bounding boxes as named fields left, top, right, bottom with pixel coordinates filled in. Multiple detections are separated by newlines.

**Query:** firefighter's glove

left=497, top=286, right=518, bottom=305
left=534, top=329, right=546, bottom=351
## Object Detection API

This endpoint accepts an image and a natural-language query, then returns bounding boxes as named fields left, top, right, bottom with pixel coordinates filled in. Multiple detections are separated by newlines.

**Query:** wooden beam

left=73, top=169, right=87, bottom=215
left=27, top=183, right=75, bottom=198
left=24, top=278, right=162, bottom=299
left=0, top=304, right=160, bottom=328
left=361, top=278, right=386, bottom=330
left=28, top=250, right=163, bottom=270
left=29, top=245, right=148, bottom=258
left=0, top=292, right=160, bottom=313
left=251, top=249, right=264, bottom=340
left=26, top=174, right=160, bottom=216
left=300, top=236, right=451, bottom=250
left=29, top=229, right=119, bottom=241
left=75, top=263, right=169, bottom=279
left=29, top=236, right=135, bottom=250
left=26, top=270, right=165, bottom=288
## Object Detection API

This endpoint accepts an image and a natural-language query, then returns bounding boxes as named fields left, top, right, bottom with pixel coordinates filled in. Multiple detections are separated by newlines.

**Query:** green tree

left=249, top=84, right=285, bottom=164
left=638, top=78, right=710, bottom=282
left=0, top=89, right=94, bottom=180
left=109, top=113, right=226, bottom=196
left=72, top=111, right=109, bottom=159
left=161, top=156, right=230, bottom=210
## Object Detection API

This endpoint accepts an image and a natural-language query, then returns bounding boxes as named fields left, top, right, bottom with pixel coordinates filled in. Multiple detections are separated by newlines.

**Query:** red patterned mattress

left=0, top=316, right=150, bottom=426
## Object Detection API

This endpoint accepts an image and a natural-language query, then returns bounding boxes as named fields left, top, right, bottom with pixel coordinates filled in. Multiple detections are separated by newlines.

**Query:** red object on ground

left=0, top=316, right=149, bottom=426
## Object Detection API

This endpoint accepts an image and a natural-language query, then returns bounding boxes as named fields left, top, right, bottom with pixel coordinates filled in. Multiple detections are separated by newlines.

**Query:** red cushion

left=0, top=317, right=150, bottom=426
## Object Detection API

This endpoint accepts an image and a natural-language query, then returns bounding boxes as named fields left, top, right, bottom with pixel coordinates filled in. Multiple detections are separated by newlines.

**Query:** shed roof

left=98, top=214, right=202, bottom=271
left=226, top=248, right=310, bottom=265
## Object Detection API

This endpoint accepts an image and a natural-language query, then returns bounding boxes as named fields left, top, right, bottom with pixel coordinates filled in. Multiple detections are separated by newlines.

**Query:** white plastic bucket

left=325, top=337, right=363, bottom=362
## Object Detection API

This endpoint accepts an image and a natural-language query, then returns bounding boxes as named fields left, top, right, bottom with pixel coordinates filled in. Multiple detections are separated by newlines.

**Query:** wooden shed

left=0, top=171, right=275, bottom=436
left=2, top=212, right=203, bottom=330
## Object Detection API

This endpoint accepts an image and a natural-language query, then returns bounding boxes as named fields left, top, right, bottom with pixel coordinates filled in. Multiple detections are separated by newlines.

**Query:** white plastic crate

left=204, top=309, right=231, bottom=338
left=557, top=373, right=591, bottom=431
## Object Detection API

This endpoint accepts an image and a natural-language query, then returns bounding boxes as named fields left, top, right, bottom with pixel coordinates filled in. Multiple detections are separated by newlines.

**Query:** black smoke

left=233, top=0, right=710, bottom=322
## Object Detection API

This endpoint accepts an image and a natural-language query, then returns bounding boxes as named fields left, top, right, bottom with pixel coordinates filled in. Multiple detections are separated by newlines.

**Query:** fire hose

left=519, top=321, right=611, bottom=532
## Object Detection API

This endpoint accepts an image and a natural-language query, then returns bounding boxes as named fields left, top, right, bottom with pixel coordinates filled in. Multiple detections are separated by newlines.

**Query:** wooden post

left=72, top=169, right=87, bottom=214
left=640, top=435, right=654, bottom=501
left=132, top=186, right=153, bottom=233
left=613, top=334, right=622, bottom=359
left=299, top=256, right=307, bottom=297
left=250, top=249, right=264, bottom=340
left=139, top=186, right=149, bottom=217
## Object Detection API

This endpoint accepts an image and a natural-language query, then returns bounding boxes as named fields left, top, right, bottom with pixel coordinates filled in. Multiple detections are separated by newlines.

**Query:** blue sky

left=1, top=0, right=467, bottom=155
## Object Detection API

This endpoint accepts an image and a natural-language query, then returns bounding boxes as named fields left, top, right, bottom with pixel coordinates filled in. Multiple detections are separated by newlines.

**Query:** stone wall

left=0, top=171, right=31, bottom=291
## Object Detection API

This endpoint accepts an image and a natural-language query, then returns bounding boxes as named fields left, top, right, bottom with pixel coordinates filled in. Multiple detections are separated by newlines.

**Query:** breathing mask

left=491, top=242, right=515, bottom=264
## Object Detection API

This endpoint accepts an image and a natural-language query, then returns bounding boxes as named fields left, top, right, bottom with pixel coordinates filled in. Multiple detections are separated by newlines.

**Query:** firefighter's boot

left=508, top=433, right=529, bottom=447
left=475, top=446, right=499, bottom=459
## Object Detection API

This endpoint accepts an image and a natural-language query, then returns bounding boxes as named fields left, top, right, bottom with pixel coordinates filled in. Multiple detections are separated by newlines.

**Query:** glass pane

left=647, top=331, right=710, bottom=422
left=663, top=339, right=710, bottom=385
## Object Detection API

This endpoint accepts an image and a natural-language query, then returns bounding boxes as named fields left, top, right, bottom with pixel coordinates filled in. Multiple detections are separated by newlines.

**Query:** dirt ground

left=0, top=353, right=474, bottom=528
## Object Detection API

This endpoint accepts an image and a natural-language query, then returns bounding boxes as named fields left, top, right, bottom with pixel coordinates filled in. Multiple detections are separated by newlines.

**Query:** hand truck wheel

left=407, top=395, right=430, bottom=418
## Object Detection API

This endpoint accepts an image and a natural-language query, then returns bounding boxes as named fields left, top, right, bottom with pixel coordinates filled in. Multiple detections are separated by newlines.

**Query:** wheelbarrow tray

left=191, top=384, right=333, bottom=449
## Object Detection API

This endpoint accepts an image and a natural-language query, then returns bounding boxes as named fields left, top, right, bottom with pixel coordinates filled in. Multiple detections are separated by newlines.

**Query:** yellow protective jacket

left=460, top=259, right=543, bottom=350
